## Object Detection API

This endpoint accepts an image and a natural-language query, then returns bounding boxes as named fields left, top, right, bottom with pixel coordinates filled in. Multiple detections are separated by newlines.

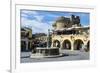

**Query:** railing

left=52, top=34, right=89, bottom=38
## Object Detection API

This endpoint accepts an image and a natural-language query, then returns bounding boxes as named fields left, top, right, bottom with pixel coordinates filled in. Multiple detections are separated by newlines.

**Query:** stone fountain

left=30, top=29, right=62, bottom=58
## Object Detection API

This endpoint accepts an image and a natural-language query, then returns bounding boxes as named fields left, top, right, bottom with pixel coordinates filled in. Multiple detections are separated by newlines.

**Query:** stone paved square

left=21, top=50, right=89, bottom=63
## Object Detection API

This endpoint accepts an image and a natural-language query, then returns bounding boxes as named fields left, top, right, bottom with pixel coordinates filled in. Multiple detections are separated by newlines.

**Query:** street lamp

left=47, top=29, right=51, bottom=49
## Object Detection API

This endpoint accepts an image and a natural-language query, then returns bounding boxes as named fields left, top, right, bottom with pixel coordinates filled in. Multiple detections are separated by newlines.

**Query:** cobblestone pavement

left=20, top=50, right=89, bottom=63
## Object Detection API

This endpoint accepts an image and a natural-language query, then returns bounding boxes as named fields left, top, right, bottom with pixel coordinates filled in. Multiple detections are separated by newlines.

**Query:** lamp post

left=47, top=29, right=50, bottom=49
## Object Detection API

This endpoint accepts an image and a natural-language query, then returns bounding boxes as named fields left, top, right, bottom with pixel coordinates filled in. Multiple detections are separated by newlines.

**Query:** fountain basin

left=30, top=47, right=62, bottom=58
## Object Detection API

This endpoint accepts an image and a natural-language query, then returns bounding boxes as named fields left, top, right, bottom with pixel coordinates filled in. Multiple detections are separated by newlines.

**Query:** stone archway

left=21, top=41, right=26, bottom=51
left=74, top=39, right=84, bottom=50
left=86, top=41, right=90, bottom=52
left=53, top=40, right=60, bottom=48
left=62, top=39, right=71, bottom=50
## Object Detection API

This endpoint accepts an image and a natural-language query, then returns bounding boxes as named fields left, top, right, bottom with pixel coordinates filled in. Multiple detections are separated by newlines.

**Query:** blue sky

left=21, top=9, right=90, bottom=34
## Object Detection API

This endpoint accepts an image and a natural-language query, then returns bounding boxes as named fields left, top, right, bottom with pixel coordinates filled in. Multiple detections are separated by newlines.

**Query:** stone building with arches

left=51, top=15, right=90, bottom=52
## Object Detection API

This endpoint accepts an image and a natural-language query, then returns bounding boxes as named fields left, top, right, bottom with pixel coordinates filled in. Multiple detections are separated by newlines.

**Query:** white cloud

left=21, top=10, right=55, bottom=34
left=21, top=10, right=38, bottom=15
left=21, top=10, right=45, bottom=21
left=34, top=15, right=44, bottom=22
left=21, top=17, right=52, bottom=34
